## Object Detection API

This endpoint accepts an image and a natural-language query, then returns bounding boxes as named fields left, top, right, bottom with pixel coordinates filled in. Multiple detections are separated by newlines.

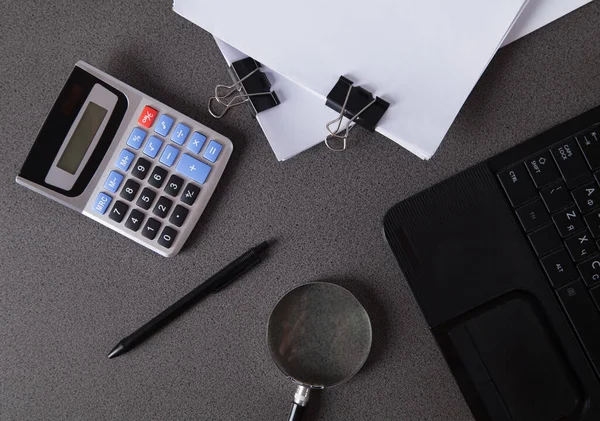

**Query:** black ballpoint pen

left=108, top=241, right=270, bottom=358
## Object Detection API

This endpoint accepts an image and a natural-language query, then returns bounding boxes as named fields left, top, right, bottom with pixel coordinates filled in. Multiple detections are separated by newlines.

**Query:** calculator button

left=540, top=249, right=578, bottom=288
left=143, top=136, right=163, bottom=159
left=115, top=149, right=135, bottom=171
left=525, top=151, right=560, bottom=188
left=187, top=132, right=207, bottom=154
left=565, top=230, right=597, bottom=262
left=515, top=200, right=550, bottom=232
left=142, top=218, right=161, bottom=240
left=92, top=192, right=112, bottom=215
left=109, top=200, right=129, bottom=223
left=169, top=205, right=189, bottom=227
left=159, top=145, right=179, bottom=167
left=120, top=179, right=141, bottom=202
left=578, top=257, right=600, bottom=286
left=550, top=139, right=593, bottom=188
left=104, top=171, right=124, bottom=193
left=497, top=164, right=537, bottom=208
left=181, top=183, right=200, bottom=205
left=136, top=188, right=157, bottom=210
left=572, top=182, right=600, bottom=213
left=148, top=167, right=168, bottom=188
left=125, top=209, right=145, bottom=232
left=176, top=154, right=211, bottom=184
left=171, top=123, right=190, bottom=145
left=158, top=226, right=178, bottom=248
left=138, top=105, right=158, bottom=128
left=553, top=206, right=585, bottom=237
left=203, top=140, right=223, bottom=163
left=153, top=196, right=173, bottom=218
left=132, top=158, right=152, bottom=180
left=154, top=114, right=174, bottom=137
left=126, top=128, right=146, bottom=150
left=540, top=182, right=572, bottom=213
left=165, top=175, right=184, bottom=196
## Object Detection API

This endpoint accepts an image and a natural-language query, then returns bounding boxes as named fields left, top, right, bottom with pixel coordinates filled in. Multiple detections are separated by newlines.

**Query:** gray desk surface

left=1, top=1, right=599, bottom=420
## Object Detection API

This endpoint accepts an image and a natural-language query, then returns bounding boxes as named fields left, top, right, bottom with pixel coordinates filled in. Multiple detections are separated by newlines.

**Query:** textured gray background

left=1, top=1, right=599, bottom=420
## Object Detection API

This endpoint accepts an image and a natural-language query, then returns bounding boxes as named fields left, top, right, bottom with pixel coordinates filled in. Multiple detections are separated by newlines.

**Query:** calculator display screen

left=57, top=102, right=108, bottom=174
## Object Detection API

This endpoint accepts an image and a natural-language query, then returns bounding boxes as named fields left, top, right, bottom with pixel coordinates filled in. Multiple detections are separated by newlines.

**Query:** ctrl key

left=93, top=193, right=112, bottom=214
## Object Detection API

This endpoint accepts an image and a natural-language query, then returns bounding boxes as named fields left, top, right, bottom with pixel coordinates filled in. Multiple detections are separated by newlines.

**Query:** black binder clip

left=208, top=57, right=280, bottom=119
left=324, top=76, right=390, bottom=151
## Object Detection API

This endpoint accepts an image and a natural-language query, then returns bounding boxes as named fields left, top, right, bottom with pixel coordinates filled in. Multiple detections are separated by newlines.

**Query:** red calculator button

left=138, top=106, right=158, bottom=128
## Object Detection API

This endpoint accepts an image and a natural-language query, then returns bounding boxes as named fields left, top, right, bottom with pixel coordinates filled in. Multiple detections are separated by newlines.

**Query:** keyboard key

left=136, top=188, right=157, bottom=210
left=181, top=183, right=200, bottom=205
left=572, top=182, right=600, bottom=213
left=540, top=249, right=578, bottom=288
left=92, top=192, right=112, bottom=215
left=109, top=200, right=129, bottom=223
left=154, top=114, right=174, bottom=137
left=556, top=280, right=600, bottom=377
left=585, top=211, right=600, bottom=238
left=187, top=132, right=207, bottom=154
left=497, top=164, right=537, bottom=207
left=158, top=226, right=178, bottom=248
left=203, top=140, right=223, bottom=163
left=165, top=175, right=184, bottom=196
left=552, top=206, right=585, bottom=237
left=550, top=138, right=592, bottom=187
left=169, top=205, right=189, bottom=227
left=131, top=157, right=152, bottom=180
left=120, top=179, right=140, bottom=202
left=540, top=182, right=572, bottom=213
left=153, top=196, right=173, bottom=218
left=525, top=151, right=560, bottom=188
left=515, top=200, right=550, bottom=232
left=148, top=167, right=168, bottom=189
left=138, top=105, right=157, bottom=128
left=142, top=218, right=161, bottom=240
left=565, top=230, right=597, bottom=262
left=576, top=129, right=600, bottom=170
left=115, top=149, right=135, bottom=171
left=143, top=136, right=163, bottom=159
left=125, top=209, right=145, bottom=232
left=577, top=257, right=600, bottom=287
left=171, top=123, right=190, bottom=145
left=528, top=224, right=562, bottom=257
left=126, top=128, right=146, bottom=150
left=591, top=286, right=600, bottom=310
left=159, top=145, right=179, bottom=167
left=104, top=171, right=124, bottom=193
left=176, top=154, right=211, bottom=185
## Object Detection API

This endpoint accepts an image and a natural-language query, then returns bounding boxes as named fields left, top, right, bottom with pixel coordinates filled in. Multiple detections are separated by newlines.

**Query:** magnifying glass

left=267, top=282, right=372, bottom=421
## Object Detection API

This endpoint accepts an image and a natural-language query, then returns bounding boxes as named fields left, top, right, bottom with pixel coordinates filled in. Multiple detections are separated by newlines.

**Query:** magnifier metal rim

left=266, top=281, right=372, bottom=389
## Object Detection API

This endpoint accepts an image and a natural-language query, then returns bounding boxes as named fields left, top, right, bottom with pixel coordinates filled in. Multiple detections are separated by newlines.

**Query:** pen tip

left=254, top=241, right=270, bottom=255
left=107, top=343, right=126, bottom=359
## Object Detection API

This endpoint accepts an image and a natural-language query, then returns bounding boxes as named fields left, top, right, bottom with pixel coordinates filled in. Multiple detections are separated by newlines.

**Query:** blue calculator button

left=171, top=123, right=190, bottom=145
left=176, top=154, right=211, bottom=185
left=143, top=136, right=163, bottom=158
left=202, top=140, right=223, bottom=163
left=126, top=128, right=146, bottom=150
left=115, top=149, right=135, bottom=171
left=159, top=145, right=179, bottom=167
left=154, top=115, right=174, bottom=137
left=104, top=171, right=124, bottom=193
left=187, top=132, right=207, bottom=154
left=93, top=192, right=112, bottom=214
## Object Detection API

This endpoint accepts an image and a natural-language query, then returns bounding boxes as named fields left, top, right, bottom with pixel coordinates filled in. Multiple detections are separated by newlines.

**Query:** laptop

left=384, top=105, right=600, bottom=421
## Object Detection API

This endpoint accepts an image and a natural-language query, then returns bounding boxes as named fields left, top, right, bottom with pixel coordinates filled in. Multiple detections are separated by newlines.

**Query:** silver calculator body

left=16, top=61, right=233, bottom=257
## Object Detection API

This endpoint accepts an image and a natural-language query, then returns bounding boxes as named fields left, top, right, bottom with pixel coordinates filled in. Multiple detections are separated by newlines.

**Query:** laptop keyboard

left=497, top=124, right=600, bottom=375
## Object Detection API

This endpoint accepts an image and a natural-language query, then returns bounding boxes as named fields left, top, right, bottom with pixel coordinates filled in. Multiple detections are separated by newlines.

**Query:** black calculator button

left=540, top=182, right=572, bottom=213
left=515, top=200, right=550, bottom=232
left=552, top=206, right=585, bottom=237
left=153, top=196, right=173, bottom=218
left=165, top=175, right=184, bottom=196
left=169, top=205, right=189, bottom=227
left=158, top=226, right=178, bottom=249
left=120, top=179, right=141, bottom=202
left=525, top=151, right=561, bottom=188
left=572, top=182, right=600, bottom=213
left=148, top=166, right=168, bottom=188
left=141, top=218, right=161, bottom=240
left=550, top=138, right=592, bottom=187
left=132, top=157, right=152, bottom=180
left=181, top=183, right=200, bottom=205
left=136, top=188, right=157, bottom=210
left=540, top=249, right=578, bottom=288
left=109, top=200, right=129, bottom=223
left=578, top=257, right=600, bottom=287
left=565, top=230, right=597, bottom=262
left=125, top=209, right=145, bottom=232
left=497, top=164, right=537, bottom=208
left=528, top=224, right=562, bottom=257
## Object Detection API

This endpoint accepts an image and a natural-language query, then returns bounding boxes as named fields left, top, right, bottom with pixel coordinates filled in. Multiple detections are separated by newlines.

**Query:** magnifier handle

left=287, top=402, right=306, bottom=421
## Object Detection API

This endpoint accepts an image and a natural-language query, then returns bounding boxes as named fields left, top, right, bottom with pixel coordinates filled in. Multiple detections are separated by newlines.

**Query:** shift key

left=550, top=139, right=592, bottom=187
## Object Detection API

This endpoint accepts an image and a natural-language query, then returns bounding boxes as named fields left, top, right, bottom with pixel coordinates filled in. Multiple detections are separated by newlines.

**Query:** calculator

left=16, top=61, right=233, bottom=257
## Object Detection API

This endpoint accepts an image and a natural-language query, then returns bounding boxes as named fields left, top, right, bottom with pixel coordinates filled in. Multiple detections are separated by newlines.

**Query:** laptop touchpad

left=450, top=296, right=581, bottom=421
